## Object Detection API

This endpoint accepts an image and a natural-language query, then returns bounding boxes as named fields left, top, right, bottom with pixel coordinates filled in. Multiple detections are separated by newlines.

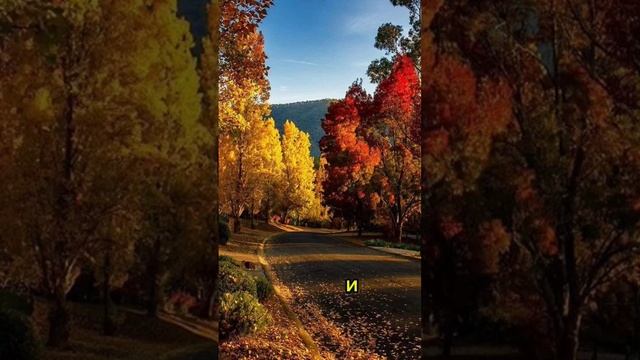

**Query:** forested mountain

left=177, top=0, right=208, bottom=57
left=271, top=99, right=334, bottom=157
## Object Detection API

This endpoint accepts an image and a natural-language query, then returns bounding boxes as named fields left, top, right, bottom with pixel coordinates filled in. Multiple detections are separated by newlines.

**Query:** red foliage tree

left=320, top=82, right=379, bottom=233
left=421, top=49, right=513, bottom=354
left=367, top=55, right=421, bottom=243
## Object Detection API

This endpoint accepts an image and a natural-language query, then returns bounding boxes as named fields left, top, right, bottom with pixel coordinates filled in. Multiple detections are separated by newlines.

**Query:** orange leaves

left=219, top=0, right=272, bottom=99
left=425, top=55, right=478, bottom=128
left=514, top=170, right=558, bottom=256
left=476, top=79, right=512, bottom=135
left=514, top=170, right=537, bottom=204
left=439, top=216, right=463, bottom=240
left=424, top=129, right=449, bottom=156
left=534, top=220, right=558, bottom=256
left=424, top=54, right=512, bottom=141
left=477, top=219, right=511, bottom=274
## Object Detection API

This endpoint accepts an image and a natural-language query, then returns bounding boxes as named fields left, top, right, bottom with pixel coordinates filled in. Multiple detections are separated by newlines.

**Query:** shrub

left=218, top=291, right=271, bottom=339
left=255, top=276, right=273, bottom=302
left=217, top=260, right=257, bottom=299
left=219, top=221, right=231, bottom=245
left=0, top=309, right=42, bottom=360
left=219, top=255, right=238, bottom=266
left=0, top=291, right=33, bottom=316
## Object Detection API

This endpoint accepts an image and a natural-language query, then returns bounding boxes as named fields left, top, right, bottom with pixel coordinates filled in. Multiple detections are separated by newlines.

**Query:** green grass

left=364, top=238, right=420, bottom=251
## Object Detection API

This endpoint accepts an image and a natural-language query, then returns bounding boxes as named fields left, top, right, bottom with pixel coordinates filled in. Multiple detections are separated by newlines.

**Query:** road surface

left=265, top=232, right=421, bottom=359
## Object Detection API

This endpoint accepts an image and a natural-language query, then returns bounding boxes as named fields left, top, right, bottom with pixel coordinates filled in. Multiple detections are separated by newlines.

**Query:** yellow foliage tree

left=280, top=120, right=317, bottom=222
left=219, top=79, right=271, bottom=232
left=245, top=117, right=284, bottom=227
left=299, top=156, right=330, bottom=224
left=0, top=0, right=209, bottom=345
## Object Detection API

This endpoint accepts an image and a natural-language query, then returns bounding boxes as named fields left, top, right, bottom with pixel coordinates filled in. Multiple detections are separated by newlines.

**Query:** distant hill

left=177, top=0, right=208, bottom=57
left=271, top=99, right=335, bottom=157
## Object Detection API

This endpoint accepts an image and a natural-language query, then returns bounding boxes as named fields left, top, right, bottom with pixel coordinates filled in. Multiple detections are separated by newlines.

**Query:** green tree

left=368, top=0, right=420, bottom=83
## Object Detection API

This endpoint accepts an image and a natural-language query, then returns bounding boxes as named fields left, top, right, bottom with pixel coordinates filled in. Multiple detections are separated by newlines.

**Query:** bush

left=0, top=309, right=42, bottom=360
left=0, top=291, right=33, bottom=316
left=219, top=255, right=238, bottom=266
left=217, top=260, right=257, bottom=299
left=255, top=276, right=273, bottom=302
left=218, top=291, right=271, bottom=339
left=219, top=221, right=231, bottom=245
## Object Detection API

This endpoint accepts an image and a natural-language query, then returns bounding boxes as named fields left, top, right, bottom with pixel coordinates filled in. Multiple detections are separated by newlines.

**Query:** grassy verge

left=364, top=238, right=420, bottom=251
left=219, top=221, right=313, bottom=359
left=34, top=301, right=216, bottom=360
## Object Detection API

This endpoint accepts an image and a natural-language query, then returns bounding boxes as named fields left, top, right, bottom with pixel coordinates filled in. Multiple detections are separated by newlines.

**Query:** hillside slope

left=271, top=99, right=334, bottom=157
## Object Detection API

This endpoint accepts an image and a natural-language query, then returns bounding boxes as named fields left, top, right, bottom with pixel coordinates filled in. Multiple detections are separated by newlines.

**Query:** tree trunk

left=558, top=314, right=581, bottom=360
left=147, top=276, right=161, bottom=317
left=47, top=290, right=71, bottom=348
left=47, top=40, right=77, bottom=350
left=233, top=214, right=241, bottom=233
left=390, top=216, right=403, bottom=243
left=146, top=238, right=162, bottom=317
left=199, top=282, right=217, bottom=319
left=103, top=250, right=116, bottom=336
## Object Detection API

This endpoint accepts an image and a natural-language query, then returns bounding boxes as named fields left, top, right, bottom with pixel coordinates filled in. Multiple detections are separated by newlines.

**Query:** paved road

left=265, top=232, right=421, bottom=359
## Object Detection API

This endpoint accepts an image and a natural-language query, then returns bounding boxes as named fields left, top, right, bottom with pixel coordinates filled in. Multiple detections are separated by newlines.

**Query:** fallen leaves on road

left=267, top=262, right=420, bottom=359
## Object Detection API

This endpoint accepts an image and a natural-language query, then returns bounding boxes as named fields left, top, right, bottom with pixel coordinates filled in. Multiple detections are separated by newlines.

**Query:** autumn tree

left=210, top=0, right=272, bottom=233
left=0, top=0, right=210, bottom=345
left=367, top=56, right=421, bottom=243
left=280, top=121, right=317, bottom=222
left=219, top=79, right=271, bottom=232
left=320, top=82, right=380, bottom=233
left=244, top=117, right=284, bottom=228
left=0, top=1, right=146, bottom=347
left=131, top=0, right=210, bottom=318
left=421, top=50, right=513, bottom=355
left=298, top=156, right=330, bottom=226
left=420, top=0, right=640, bottom=358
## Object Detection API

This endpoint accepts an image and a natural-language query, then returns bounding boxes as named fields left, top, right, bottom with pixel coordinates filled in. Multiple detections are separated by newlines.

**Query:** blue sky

left=260, top=0, right=410, bottom=104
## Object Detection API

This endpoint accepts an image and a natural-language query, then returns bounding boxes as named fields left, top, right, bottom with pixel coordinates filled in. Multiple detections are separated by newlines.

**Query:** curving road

left=264, top=232, right=421, bottom=359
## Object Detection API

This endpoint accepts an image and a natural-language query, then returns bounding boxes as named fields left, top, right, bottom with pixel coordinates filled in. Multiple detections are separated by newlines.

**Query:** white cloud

left=345, top=13, right=381, bottom=34
left=282, top=59, right=319, bottom=66
left=343, top=0, right=411, bottom=35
